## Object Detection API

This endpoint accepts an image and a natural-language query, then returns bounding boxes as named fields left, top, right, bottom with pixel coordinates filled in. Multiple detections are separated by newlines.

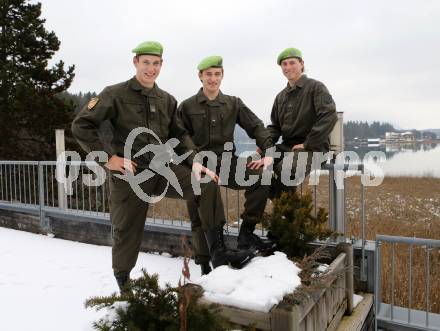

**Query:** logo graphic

left=114, top=127, right=192, bottom=203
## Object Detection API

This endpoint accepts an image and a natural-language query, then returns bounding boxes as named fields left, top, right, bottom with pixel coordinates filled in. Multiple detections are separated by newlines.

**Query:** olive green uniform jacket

left=179, top=88, right=273, bottom=155
left=178, top=89, right=273, bottom=263
left=267, top=74, right=337, bottom=152
left=267, top=75, right=338, bottom=198
left=71, top=78, right=225, bottom=274
left=72, top=77, right=197, bottom=167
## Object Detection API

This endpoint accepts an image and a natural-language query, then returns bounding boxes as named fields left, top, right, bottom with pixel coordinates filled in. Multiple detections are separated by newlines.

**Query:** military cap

left=277, top=47, right=303, bottom=65
left=132, top=41, right=163, bottom=57
left=197, top=55, right=223, bottom=71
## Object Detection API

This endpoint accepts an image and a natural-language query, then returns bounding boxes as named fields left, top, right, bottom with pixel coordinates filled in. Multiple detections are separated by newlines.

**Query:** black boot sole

left=230, top=255, right=251, bottom=268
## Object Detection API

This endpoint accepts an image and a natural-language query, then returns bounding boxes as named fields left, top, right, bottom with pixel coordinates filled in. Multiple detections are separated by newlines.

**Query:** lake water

left=235, top=142, right=440, bottom=178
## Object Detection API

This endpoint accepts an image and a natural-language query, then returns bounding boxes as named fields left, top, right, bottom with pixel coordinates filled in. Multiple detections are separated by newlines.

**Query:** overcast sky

left=36, top=0, right=440, bottom=130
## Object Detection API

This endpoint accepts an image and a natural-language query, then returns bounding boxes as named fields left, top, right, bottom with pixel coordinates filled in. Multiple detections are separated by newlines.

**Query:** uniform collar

left=129, top=77, right=163, bottom=98
left=286, top=74, right=307, bottom=92
left=196, top=88, right=227, bottom=104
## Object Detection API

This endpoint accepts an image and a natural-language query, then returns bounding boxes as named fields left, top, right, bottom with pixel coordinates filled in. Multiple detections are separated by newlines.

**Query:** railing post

left=408, top=244, right=413, bottom=324
left=328, top=164, right=345, bottom=241
left=38, top=162, right=47, bottom=231
left=330, top=111, right=344, bottom=154
left=56, top=129, right=68, bottom=210
left=328, top=166, right=335, bottom=231
left=336, top=176, right=345, bottom=236
left=360, top=180, right=367, bottom=281
left=337, top=242, right=354, bottom=314
left=426, top=246, right=431, bottom=328
left=375, top=239, right=382, bottom=331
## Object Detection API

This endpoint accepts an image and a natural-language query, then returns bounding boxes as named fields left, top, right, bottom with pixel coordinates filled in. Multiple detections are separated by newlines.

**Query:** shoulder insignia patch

left=87, top=97, right=99, bottom=110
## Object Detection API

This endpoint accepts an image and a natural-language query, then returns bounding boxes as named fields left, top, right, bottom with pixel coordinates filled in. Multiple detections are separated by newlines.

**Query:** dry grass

left=340, top=176, right=440, bottom=314
left=149, top=175, right=440, bottom=313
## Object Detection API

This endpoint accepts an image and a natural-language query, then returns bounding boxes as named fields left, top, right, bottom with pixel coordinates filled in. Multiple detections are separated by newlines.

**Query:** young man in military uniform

left=71, top=42, right=253, bottom=290
left=250, top=48, right=337, bottom=197
left=178, top=56, right=275, bottom=275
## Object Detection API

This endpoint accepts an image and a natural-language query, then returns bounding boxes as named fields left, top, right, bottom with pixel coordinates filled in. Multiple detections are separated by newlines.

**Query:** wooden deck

left=336, top=293, right=374, bottom=331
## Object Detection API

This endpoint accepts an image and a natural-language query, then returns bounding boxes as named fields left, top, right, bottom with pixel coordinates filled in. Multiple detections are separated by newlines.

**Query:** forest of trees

left=344, top=121, right=437, bottom=141
left=1, top=0, right=75, bottom=160
left=0, top=0, right=101, bottom=160
left=344, top=121, right=395, bottom=140
left=58, top=91, right=97, bottom=114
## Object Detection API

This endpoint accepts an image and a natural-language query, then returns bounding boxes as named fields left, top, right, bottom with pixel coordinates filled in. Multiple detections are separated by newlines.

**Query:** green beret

left=132, top=41, right=163, bottom=57
left=197, top=55, right=223, bottom=71
left=277, top=47, right=302, bottom=65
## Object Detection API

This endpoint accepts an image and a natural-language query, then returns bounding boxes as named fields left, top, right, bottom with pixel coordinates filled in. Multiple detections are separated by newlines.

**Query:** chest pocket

left=277, top=97, right=290, bottom=131
left=280, top=91, right=301, bottom=129
left=148, top=99, right=170, bottom=140
left=119, top=100, right=146, bottom=131
left=219, top=104, right=235, bottom=142
left=186, top=108, right=207, bottom=146
left=208, top=106, right=224, bottom=145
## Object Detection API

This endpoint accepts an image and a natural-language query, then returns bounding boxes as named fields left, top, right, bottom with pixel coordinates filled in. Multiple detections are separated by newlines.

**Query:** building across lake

left=385, top=131, right=417, bottom=143
left=235, top=140, right=440, bottom=178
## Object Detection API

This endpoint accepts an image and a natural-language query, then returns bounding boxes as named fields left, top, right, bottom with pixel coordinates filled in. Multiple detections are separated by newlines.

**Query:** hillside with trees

left=343, top=121, right=438, bottom=141
left=343, top=121, right=395, bottom=140
left=58, top=91, right=97, bottom=114
left=0, top=0, right=75, bottom=160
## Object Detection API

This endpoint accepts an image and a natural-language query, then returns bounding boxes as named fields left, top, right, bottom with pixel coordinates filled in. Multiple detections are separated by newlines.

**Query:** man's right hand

left=247, top=156, right=273, bottom=170
left=247, top=147, right=265, bottom=169
left=105, top=155, right=137, bottom=174
left=192, top=162, right=220, bottom=184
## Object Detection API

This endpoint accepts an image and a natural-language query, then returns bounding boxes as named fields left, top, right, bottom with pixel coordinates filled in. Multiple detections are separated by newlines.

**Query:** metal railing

left=0, top=159, right=367, bottom=233
left=0, top=159, right=372, bottom=281
left=39, top=161, right=109, bottom=215
left=0, top=160, right=372, bottom=251
left=0, top=160, right=278, bottom=233
left=0, top=161, right=39, bottom=207
left=375, top=235, right=440, bottom=331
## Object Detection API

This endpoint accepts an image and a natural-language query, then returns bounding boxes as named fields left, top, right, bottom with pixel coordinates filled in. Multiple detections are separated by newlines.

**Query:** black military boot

left=237, top=221, right=276, bottom=253
left=205, top=227, right=255, bottom=269
left=200, top=262, right=212, bottom=275
left=114, top=271, right=130, bottom=294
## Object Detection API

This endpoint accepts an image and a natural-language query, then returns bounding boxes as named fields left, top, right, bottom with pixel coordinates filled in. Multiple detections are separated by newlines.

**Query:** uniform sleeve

left=170, top=98, right=198, bottom=165
left=266, top=97, right=282, bottom=145
left=236, top=98, right=273, bottom=152
left=71, top=87, right=115, bottom=157
left=177, top=102, right=194, bottom=136
left=303, top=82, right=338, bottom=151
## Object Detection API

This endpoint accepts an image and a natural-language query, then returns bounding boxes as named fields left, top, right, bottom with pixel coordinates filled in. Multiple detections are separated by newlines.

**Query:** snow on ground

left=0, top=227, right=201, bottom=331
left=353, top=293, right=364, bottom=308
left=193, top=252, right=302, bottom=313
left=315, top=263, right=329, bottom=273
left=0, top=227, right=305, bottom=330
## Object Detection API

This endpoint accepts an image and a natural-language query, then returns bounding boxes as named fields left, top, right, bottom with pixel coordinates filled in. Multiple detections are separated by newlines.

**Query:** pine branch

left=266, top=190, right=334, bottom=258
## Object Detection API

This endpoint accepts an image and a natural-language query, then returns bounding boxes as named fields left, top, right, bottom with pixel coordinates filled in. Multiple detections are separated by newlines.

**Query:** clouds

left=37, top=0, right=440, bottom=129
